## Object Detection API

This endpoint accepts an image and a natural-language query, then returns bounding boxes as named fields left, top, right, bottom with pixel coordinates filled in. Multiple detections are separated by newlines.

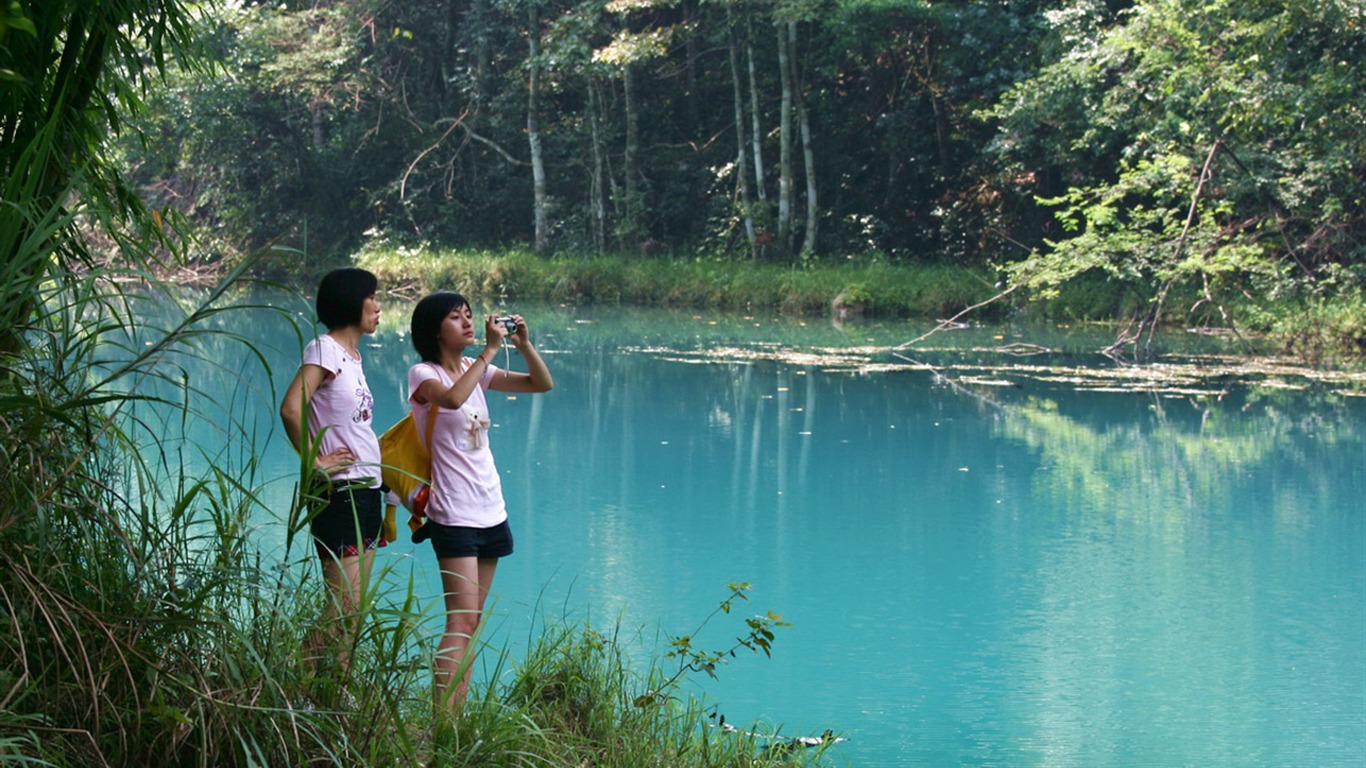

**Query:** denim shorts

left=427, top=519, right=514, bottom=560
left=310, top=483, right=384, bottom=559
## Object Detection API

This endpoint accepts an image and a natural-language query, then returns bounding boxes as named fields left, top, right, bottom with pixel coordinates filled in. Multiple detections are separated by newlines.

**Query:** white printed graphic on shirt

left=459, top=406, right=491, bottom=450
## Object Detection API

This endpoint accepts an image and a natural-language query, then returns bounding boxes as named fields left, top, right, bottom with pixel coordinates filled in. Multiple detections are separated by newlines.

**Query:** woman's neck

left=439, top=346, right=468, bottom=372
left=328, top=326, right=362, bottom=357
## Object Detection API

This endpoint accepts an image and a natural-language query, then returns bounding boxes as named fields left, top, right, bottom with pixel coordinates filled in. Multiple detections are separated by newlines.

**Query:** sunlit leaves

left=994, top=0, right=1366, bottom=336
left=772, top=0, right=827, bottom=24
left=254, top=6, right=363, bottom=109
left=606, top=0, right=678, bottom=11
left=593, top=27, right=673, bottom=65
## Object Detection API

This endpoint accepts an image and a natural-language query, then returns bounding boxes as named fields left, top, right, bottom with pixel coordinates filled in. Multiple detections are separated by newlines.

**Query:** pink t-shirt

left=408, top=360, right=507, bottom=528
left=300, top=334, right=382, bottom=486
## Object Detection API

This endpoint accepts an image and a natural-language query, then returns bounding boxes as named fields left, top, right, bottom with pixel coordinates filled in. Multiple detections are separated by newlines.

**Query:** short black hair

left=315, top=268, right=378, bottom=330
left=410, top=291, right=469, bottom=362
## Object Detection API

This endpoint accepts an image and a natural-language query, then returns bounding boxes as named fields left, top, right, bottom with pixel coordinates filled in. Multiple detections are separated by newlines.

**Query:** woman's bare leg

left=314, top=549, right=375, bottom=671
left=435, top=555, right=498, bottom=708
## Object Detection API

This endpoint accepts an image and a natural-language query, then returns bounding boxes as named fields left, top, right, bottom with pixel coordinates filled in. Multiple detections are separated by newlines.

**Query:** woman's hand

left=483, top=314, right=510, bottom=349
left=317, top=446, right=357, bottom=474
left=486, top=314, right=553, bottom=394
left=505, top=314, right=528, bottom=345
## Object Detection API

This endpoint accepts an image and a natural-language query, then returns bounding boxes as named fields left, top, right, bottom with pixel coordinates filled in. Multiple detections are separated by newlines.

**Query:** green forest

left=10, top=0, right=1365, bottom=348
left=1, top=1, right=1363, bottom=764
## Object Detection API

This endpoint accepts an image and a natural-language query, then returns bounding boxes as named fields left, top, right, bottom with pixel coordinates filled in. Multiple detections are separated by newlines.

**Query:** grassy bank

left=355, top=243, right=1002, bottom=320
left=0, top=268, right=821, bottom=767
left=352, top=244, right=1366, bottom=358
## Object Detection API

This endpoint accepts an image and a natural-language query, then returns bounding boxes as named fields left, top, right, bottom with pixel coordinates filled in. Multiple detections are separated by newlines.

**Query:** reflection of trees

left=1000, top=390, right=1364, bottom=527
left=989, top=390, right=1365, bottom=760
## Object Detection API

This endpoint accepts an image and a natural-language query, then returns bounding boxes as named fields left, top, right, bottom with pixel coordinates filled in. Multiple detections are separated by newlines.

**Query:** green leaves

left=0, top=0, right=37, bottom=51
left=993, top=0, right=1366, bottom=349
left=593, top=27, right=674, bottom=66
left=634, top=582, right=790, bottom=706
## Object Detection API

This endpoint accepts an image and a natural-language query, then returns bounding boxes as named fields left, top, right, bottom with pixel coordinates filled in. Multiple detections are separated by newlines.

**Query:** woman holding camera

left=406, top=291, right=553, bottom=709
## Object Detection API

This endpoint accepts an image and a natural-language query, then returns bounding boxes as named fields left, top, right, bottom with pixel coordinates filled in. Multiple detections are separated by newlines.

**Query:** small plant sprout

left=634, top=582, right=791, bottom=708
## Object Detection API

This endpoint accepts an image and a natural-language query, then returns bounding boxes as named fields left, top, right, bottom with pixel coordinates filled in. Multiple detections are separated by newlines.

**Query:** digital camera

left=495, top=315, right=519, bottom=334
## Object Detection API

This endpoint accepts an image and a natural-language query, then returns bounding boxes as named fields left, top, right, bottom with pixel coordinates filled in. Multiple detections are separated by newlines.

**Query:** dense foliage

left=108, top=0, right=1364, bottom=344
left=1, top=0, right=201, bottom=352
left=122, top=0, right=1056, bottom=261
left=993, top=0, right=1366, bottom=349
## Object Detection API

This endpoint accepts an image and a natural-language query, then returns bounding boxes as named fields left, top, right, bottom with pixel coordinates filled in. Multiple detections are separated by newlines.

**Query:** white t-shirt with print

left=300, top=334, right=382, bottom=486
left=408, top=360, right=507, bottom=528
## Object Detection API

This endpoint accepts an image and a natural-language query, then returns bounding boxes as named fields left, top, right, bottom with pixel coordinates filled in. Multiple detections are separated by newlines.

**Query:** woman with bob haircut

left=279, top=267, right=384, bottom=671
left=407, top=291, right=553, bottom=708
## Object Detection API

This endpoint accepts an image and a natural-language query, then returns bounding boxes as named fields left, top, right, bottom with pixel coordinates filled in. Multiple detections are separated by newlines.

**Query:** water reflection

left=123, top=289, right=1364, bottom=768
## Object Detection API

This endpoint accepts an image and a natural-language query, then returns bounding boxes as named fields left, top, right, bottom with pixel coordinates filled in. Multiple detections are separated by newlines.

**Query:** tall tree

left=746, top=14, right=767, bottom=209
left=788, top=20, right=817, bottom=257
left=539, top=0, right=616, bottom=251
left=992, top=0, right=1366, bottom=351
left=0, top=0, right=199, bottom=353
left=597, top=0, right=676, bottom=249
left=724, top=1, right=757, bottom=256
left=775, top=18, right=794, bottom=250
left=527, top=3, right=549, bottom=251
left=770, top=0, right=821, bottom=258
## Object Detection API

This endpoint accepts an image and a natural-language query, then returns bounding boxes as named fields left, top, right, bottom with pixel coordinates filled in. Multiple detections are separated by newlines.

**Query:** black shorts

left=310, top=483, right=384, bottom=559
left=427, top=519, right=514, bottom=560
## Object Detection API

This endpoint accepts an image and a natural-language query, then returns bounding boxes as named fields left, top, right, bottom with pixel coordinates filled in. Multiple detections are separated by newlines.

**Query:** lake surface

left=164, top=290, right=1365, bottom=767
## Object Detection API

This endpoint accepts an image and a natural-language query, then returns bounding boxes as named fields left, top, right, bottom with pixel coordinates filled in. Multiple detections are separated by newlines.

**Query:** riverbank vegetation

left=104, top=0, right=1364, bottom=356
left=356, top=240, right=1000, bottom=319
left=352, top=241, right=1366, bottom=360
left=0, top=267, right=805, bottom=766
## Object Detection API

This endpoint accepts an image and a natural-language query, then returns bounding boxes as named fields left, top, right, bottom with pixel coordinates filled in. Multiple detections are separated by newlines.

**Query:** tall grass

left=1, top=177, right=824, bottom=767
left=434, top=591, right=815, bottom=768
left=1, top=276, right=823, bottom=765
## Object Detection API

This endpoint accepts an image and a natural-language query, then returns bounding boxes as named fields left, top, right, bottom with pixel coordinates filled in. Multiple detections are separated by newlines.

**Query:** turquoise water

left=181, top=294, right=1364, bottom=766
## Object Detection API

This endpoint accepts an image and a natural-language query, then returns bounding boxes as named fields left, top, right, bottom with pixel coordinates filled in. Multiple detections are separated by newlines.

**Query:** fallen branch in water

left=895, top=283, right=1019, bottom=351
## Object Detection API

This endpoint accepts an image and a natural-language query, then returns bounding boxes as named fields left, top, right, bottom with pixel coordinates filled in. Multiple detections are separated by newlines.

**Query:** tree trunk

left=623, top=64, right=642, bottom=249
left=791, top=22, right=817, bottom=258
left=473, top=0, right=491, bottom=103
left=728, top=9, right=756, bottom=258
left=441, top=0, right=457, bottom=104
left=746, top=22, right=766, bottom=204
left=588, top=78, right=607, bottom=254
left=776, top=23, right=793, bottom=253
left=527, top=7, right=547, bottom=252
left=445, top=0, right=481, bottom=188
left=307, top=11, right=325, bottom=152
left=311, top=107, right=325, bottom=152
